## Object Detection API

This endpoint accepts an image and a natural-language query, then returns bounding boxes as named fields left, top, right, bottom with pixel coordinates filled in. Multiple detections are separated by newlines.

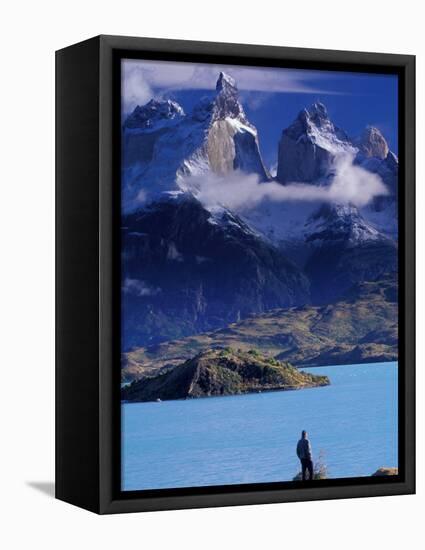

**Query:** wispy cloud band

left=122, top=59, right=341, bottom=114
left=180, top=154, right=388, bottom=212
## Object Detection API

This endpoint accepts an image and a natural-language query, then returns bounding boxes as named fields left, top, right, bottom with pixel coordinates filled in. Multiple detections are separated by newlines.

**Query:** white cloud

left=180, top=153, right=388, bottom=212
left=121, top=59, right=340, bottom=115
left=122, top=278, right=161, bottom=297
left=326, top=154, right=389, bottom=206
left=122, top=63, right=154, bottom=114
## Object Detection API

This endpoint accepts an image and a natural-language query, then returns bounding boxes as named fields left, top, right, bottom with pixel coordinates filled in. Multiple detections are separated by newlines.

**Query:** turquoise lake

left=121, top=362, right=398, bottom=491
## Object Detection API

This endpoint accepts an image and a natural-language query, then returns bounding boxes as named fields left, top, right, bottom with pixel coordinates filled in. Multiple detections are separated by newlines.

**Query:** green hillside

left=122, top=277, right=397, bottom=382
left=122, top=348, right=329, bottom=402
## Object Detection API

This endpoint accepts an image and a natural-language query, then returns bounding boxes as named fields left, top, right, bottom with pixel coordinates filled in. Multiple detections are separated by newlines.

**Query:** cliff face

left=121, top=196, right=310, bottom=350
left=355, top=126, right=389, bottom=160
left=276, top=102, right=355, bottom=184
left=121, top=348, right=329, bottom=402
left=122, top=72, right=269, bottom=212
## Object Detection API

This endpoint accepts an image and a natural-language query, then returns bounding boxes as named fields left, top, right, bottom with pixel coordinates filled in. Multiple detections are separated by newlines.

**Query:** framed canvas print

left=56, top=35, right=415, bottom=514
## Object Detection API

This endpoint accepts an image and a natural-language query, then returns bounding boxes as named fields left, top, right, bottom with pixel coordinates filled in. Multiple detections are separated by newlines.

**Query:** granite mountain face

left=121, top=73, right=398, bottom=351
left=276, top=101, right=356, bottom=184
left=122, top=71, right=268, bottom=213
left=270, top=102, right=398, bottom=301
left=122, top=72, right=305, bottom=349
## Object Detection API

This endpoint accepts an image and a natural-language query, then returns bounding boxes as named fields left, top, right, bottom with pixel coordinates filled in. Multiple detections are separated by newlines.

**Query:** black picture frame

left=56, top=35, right=415, bottom=514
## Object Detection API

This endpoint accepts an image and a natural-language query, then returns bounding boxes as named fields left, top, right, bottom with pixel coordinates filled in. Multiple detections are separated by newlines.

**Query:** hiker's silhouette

left=296, top=430, right=314, bottom=480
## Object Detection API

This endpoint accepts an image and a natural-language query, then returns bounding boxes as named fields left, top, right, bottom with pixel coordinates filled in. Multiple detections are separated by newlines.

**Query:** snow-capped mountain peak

left=122, top=73, right=269, bottom=212
left=305, top=203, right=386, bottom=246
left=216, top=71, right=237, bottom=94
left=213, top=71, right=250, bottom=125
left=355, top=126, right=389, bottom=160
left=303, top=101, right=329, bottom=125
left=124, top=99, right=185, bottom=130
left=277, top=102, right=355, bottom=184
left=298, top=102, right=354, bottom=153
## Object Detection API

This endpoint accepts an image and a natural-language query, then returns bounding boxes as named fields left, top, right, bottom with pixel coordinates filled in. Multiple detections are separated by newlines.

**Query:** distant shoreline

left=302, top=359, right=398, bottom=369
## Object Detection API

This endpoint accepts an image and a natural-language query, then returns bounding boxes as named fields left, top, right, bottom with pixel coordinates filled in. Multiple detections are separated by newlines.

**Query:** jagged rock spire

left=277, top=101, right=353, bottom=184
left=305, top=101, right=329, bottom=123
left=356, top=126, right=389, bottom=160
left=296, top=101, right=343, bottom=135
left=216, top=71, right=238, bottom=94
left=214, top=71, right=246, bottom=121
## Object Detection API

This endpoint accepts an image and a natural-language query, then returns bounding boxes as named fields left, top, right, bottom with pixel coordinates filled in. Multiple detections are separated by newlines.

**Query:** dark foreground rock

left=121, top=348, right=329, bottom=403
left=372, top=467, right=398, bottom=476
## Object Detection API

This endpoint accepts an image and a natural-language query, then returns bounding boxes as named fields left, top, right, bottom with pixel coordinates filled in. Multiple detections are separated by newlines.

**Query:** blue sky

left=122, top=59, right=398, bottom=169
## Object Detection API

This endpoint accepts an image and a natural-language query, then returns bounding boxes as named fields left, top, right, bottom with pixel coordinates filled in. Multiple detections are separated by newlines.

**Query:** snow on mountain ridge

left=122, top=72, right=268, bottom=212
left=124, top=98, right=185, bottom=130
left=304, top=203, right=386, bottom=247
left=277, top=101, right=358, bottom=184
left=213, top=71, right=252, bottom=126
left=216, top=71, right=237, bottom=92
left=122, top=75, right=397, bottom=254
left=272, top=101, right=398, bottom=246
left=299, top=102, right=355, bottom=155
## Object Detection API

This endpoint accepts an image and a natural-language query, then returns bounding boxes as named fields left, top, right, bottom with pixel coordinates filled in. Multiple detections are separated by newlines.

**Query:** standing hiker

left=296, top=430, right=314, bottom=480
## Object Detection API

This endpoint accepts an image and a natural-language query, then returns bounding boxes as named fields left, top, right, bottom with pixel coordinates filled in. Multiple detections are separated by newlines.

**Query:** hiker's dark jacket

left=296, top=438, right=312, bottom=460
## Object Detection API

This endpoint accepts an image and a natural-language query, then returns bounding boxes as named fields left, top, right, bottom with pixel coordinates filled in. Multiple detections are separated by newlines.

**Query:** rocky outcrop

left=372, top=467, right=398, bottom=476
left=276, top=102, right=354, bottom=184
left=214, top=72, right=247, bottom=121
left=121, top=348, right=330, bottom=402
left=355, top=126, right=389, bottom=160
left=205, top=72, right=269, bottom=177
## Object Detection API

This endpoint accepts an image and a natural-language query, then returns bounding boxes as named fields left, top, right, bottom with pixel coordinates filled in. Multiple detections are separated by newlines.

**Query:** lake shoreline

left=122, top=362, right=398, bottom=491
left=301, top=359, right=397, bottom=369
left=121, top=348, right=330, bottom=403
left=121, top=380, right=330, bottom=404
